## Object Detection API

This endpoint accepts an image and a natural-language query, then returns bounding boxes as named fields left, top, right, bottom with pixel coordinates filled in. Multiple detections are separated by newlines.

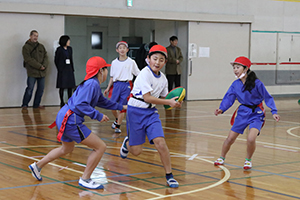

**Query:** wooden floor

left=0, top=98, right=300, bottom=199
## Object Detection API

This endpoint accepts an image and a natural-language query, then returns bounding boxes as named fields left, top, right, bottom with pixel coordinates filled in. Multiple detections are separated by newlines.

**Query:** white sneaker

left=167, top=178, right=179, bottom=188
left=120, top=136, right=129, bottom=159
left=28, top=162, right=42, bottom=181
left=244, top=160, right=252, bottom=170
left=78, top=177, right=104, bottom=189
left=115, top=128, right=121, bottom=133
left=214, top=158, right=225, bottom=165
left=111, top=122, right=117, bottom=129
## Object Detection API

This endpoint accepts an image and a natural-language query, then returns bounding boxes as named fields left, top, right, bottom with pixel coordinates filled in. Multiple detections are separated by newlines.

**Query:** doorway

left=187, top=22, right=250, bottom=100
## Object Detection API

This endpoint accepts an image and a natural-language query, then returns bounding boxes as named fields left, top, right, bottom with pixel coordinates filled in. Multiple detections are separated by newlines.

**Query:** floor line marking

left=29, top=155, right=45, bottom=158
left=146, top=154, right=230, bottom=200
left=163, top=126, right=300, bottom=150
left=58, top=166, right=68, bottom=171
left=263, top=145, right=298, bottom=152
left=0, top=147, right=163, bottom=197
left=0, top=145, right=230, bottom=199
left=188, top=154, right=198, bottom=160
left=1, top=145, right=62, bottom=149
left=287, top=126, right=300, bottom=139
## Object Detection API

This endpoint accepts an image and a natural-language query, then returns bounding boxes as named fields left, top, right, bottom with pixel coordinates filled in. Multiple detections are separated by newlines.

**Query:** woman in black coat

left=55, top=35, right=76, bottom=107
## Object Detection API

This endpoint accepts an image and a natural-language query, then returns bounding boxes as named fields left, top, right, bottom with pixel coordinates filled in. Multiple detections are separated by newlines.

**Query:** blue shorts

left=56, top=106, right=91, bottom=143
left=231, top=105, right=265, bottom=134
left=126, top=105, right=164, bottom=146
left=111, top=81, right=131, bottom=105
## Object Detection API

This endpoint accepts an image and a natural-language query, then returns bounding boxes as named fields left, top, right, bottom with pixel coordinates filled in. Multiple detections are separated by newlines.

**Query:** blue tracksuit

left=56, top=77, right=123, bottom=143
left=219, top=79, right=277, bottom=134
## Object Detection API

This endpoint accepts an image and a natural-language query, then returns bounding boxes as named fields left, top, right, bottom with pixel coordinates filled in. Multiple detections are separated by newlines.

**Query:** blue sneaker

left=78, top=178, right=104, bottom=189
left=28, top=162, right=42, bottom=181
left=120, top=136, right=129, bottom=159
left=167, top=178, right=179, bottom=188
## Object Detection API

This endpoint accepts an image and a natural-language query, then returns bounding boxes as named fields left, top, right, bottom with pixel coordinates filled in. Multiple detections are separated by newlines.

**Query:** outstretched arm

left=214, top=108, right=223, bottom=116
left=272, top=113, right=280, bottom=122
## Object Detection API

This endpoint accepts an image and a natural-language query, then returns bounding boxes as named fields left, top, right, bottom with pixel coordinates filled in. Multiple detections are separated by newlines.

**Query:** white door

left=187, top=22, right=250, bottom=100
left=87, top=26, right=109, bottom=88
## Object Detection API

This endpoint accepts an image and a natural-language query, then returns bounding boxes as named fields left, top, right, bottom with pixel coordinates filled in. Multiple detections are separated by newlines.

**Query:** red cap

left=230, top=56, right=251, bottom=68
left=116, top=41, right=128, bottom=48
left=149, top=45, right=168, bottom=58
left=84, top=56, right=111, bottom=80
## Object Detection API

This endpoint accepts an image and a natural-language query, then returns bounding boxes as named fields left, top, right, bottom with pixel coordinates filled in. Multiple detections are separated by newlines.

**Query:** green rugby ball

left=164, top=87, right=186, bottom=110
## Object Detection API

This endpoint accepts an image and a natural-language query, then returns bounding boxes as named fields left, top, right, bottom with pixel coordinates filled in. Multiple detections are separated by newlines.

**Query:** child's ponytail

left=243, top=70, right=258, bottom=93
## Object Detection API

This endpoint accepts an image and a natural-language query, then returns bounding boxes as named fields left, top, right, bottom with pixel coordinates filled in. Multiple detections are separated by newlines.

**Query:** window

left=91, top=32, right=102, bottom=49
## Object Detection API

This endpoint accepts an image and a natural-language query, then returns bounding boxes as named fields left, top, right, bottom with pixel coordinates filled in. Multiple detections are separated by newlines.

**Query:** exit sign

left=127, top=0, right=133, bottom=7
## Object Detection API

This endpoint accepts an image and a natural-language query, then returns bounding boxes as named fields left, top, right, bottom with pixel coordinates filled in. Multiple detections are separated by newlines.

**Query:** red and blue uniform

left=220, top=79, right=277, bottom=134
left=56, top=77, right=123, bottom=143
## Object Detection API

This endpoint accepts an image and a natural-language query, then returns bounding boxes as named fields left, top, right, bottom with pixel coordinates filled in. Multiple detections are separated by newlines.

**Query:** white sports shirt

left=128, top=66, right=168, bottom=108
left=110, top=57, right=140, bottom=82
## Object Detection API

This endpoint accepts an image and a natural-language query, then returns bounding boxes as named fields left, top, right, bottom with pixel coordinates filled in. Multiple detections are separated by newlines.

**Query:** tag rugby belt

left=131, top=94, right=153, bottom=108
left=230, top=102, right=265, bottom=127
left=48, top=109, right=74, bottom=142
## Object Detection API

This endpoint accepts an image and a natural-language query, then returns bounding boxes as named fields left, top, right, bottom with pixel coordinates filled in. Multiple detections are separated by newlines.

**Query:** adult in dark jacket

left=22, top=30, right=48, bottom=109
left=55, top=35, right=76, bottom=107
left=134, top=42, right=157, bottom=70
left=165, top=36, right=183, bottom=92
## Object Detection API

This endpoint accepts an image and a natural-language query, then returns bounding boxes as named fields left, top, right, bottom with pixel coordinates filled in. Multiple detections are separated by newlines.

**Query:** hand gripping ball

left=164, top=87, right=186, bottom=110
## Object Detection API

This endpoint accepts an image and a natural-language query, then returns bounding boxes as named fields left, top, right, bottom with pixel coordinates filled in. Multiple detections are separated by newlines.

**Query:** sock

left=116, top=124, right=121, bottom=129
left=115, top=118, right=118, bottom=123
left=166, top=173, right=173, bottom=180
left=36, top=165, right=42, bottom=172
left=220, top=156, right=225, bottom=160
left=82, top=178, right=92, bottom=183
left=245, top=158, right=251, bottom=162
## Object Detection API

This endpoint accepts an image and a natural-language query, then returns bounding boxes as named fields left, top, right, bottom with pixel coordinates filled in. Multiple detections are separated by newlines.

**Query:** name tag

left=66, top=59, right=70, bottom=64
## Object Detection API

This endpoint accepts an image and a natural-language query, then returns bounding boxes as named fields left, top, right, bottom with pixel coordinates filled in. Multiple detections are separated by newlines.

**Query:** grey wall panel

left=254, top=70, right=300, bottom=86
left=255, top=70, right=276, bottom=86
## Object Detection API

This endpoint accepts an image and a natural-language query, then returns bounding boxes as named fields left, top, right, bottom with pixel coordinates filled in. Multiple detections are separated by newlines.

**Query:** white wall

left=0, top=13, right=64, bottom=107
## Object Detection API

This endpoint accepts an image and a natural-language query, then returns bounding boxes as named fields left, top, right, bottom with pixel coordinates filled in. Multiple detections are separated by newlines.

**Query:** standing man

left=165, top=36, right=183, bottom=92
left=22, top=30, right=48, bottom=109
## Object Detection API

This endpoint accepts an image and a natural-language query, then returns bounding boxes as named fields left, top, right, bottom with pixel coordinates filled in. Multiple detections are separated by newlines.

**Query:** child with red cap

left=104, top=41, right=140, bottom=134
left=120, top=45, right=181, bottom=188
left=28, top=56, right=126, bottom=189
left=214, top=56, right=280, bottom=170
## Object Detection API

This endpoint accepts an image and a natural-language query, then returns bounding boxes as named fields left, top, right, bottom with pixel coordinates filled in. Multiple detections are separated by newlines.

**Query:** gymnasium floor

left=0, top=98, right=299, bottom=199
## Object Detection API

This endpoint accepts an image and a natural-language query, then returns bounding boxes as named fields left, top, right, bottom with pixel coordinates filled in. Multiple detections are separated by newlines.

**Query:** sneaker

left=28, top=162, right=42, bottom=181
left=214, top=158, right=225, bottom=165
left=111, top=122, right=117, bottom=129
left=244, top=160, right=252, bottom=170
left=115, top=128, right=121, bottom=133
left=120, top=136, right=129, bottom=159
left=78, top=177, right=104, bottom=189
left=167, top=178, right=179, bottom=188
